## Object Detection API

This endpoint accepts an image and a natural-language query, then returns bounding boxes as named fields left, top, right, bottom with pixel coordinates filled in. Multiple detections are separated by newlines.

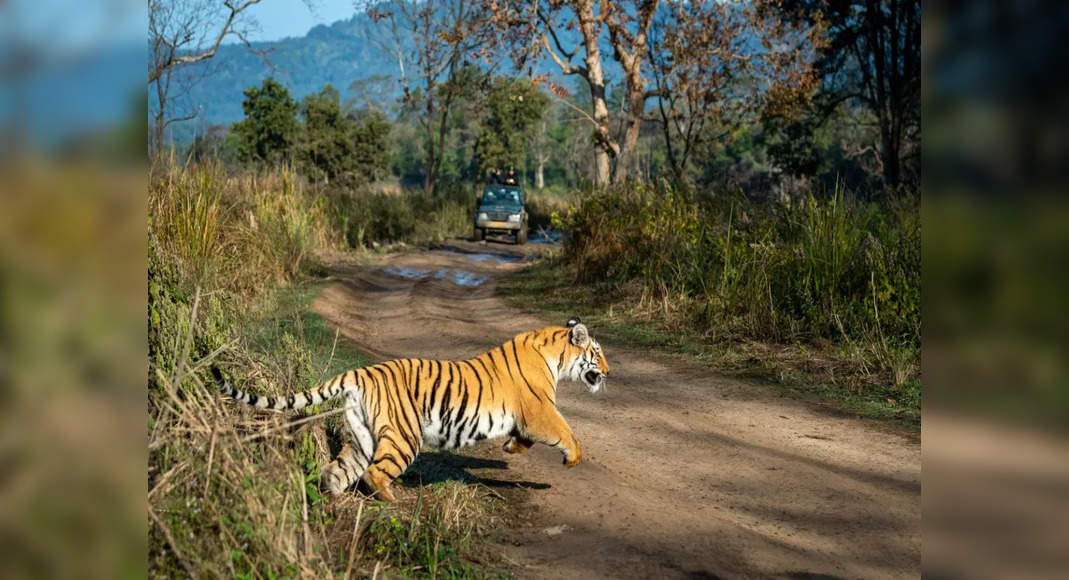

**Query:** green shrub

left=326, top=185, right=477, bottom=248
left=557, top=182, right=920, bottom=384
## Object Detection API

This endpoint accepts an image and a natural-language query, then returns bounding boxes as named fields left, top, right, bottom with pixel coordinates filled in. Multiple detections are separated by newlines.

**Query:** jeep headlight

left=507, top=213, right=522, bottom=223
left=477, top=212, right=488, bottom=223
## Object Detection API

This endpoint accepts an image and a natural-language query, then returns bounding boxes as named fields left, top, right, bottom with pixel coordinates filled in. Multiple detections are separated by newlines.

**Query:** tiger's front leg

left=520, top=405, right=582, bottom=468
left=503, top=433, right=534, bottom=454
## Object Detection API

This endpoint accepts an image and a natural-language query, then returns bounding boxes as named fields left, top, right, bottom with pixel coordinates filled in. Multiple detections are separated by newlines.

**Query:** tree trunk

left=880, top=122, right=900, bottom=188
left=535, top=157, right=545, bottom=189
left=607, top=0, right=657, bottom=185
left=614, top=88, right=643, bottom=184
left=612, top=53, right=642, bottom=184
left=579, top=2, right=614, bottom=187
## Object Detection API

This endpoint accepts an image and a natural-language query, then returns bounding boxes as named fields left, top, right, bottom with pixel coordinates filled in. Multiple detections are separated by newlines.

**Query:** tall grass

left=557, top=182, right=920, bottom=387
left=149, top=162, right=333, bottom=298
left=149, top=161, right=508, bottom=577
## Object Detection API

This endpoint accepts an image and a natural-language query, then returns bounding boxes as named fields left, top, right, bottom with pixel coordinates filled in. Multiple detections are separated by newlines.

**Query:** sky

left=237, top=0, right=359, bottom=43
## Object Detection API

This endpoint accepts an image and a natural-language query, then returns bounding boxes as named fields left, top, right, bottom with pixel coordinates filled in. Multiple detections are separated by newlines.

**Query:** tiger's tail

left=211, top=366, right=349, bottom=411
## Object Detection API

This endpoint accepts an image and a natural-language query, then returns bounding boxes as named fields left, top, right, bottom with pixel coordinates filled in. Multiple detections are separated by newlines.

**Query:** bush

left=325, top=184, right=477, bottom=248
left=558, top=182, right=920, bottom=383
left=149, top=162, right=334, bottom=298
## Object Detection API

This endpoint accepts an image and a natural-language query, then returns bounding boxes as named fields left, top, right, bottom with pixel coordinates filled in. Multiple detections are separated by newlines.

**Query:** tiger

left=212, top=317, right=609, bottom=502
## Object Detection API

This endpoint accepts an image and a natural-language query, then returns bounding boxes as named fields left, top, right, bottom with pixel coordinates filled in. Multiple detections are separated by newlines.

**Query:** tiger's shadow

left=396, top=450, right=551, bottom=490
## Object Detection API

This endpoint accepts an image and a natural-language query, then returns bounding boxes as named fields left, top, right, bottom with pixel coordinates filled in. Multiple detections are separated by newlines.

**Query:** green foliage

left=326, top=185, right=476, bottom=248
left=232, top=78, right=300, bottom=165
left=361, top=484, right=505, bottom=579
left=351, top=110, right=392, bottom=182
left=557, top=183, right=920, bottom=385
left=474, top=78, right=550, bottom=179
left=298, top=85, right=392, bottom=184
left=298, top=84, right=352, bottom=182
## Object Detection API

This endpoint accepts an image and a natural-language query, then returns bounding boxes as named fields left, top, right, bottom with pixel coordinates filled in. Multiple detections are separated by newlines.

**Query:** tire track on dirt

left=312, top=241, right=920, bottom=579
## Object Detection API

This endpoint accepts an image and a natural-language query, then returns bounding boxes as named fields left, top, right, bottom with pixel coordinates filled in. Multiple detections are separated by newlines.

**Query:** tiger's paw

left=374, top=486, right=397, bottom=503
left=563, top=449, right=582, bottom=468
left=503, top=436, right=531, bottom=454
left=322, top=465, right=348, bottom=496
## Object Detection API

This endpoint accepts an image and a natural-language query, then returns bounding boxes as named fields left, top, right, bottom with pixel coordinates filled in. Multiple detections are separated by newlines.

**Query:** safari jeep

left=473, top=184, right=528, bottom=244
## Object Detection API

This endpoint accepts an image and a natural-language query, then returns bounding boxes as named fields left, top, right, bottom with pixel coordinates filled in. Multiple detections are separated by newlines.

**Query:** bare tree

left=148, top=0, right=269, bottom=157
left=494, top=1, right=659, bottom=186
left=604, top=1, right=659, bottom=183
left=489, top=1, right=615, bottom=186
left=366, top=0, right=496, bottom=195
left=530, top=118, right=551, bottom=189
left=647, top=0, right=824, bottom=184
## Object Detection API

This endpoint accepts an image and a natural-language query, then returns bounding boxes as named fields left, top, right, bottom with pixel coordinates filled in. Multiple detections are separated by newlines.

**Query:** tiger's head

left=563, top=317, right=610, bottom=393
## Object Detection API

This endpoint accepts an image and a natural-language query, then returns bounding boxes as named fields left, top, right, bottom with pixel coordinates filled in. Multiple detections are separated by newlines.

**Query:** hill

left=170, top=12, right=401, bottom=142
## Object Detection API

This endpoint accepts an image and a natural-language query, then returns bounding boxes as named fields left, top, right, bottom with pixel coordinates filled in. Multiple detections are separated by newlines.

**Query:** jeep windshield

left=479, top=186, right=523, bottom=209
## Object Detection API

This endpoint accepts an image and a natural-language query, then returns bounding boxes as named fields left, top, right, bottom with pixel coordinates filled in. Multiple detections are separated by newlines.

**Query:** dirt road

left=313, top=240, right=920, bottom=579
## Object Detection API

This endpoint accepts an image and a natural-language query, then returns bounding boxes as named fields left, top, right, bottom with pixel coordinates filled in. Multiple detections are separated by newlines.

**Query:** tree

left=350, top=110, right=393, bottom=184
left=488, top=1, right=661, bottom=185
left=604, top=1, right=660, bottom=183
left=231, top=78, right=299, bottom=165
left=777, top=0, right=920, bottom=188
left=297, top=85, right=393, bottom=184
left=189, top=124, right=241, bottom=164
left=148, top=0, right=267, bottom=157
left=365, top=0, right=497, bottom=195
left=497, top=1, right=815, bottom=187
left=505, top=0, right=614, bottom=186
left=345, top=75, right=396, bottom=115
left=531, top=118, right=551, bottom=189
left=647, top=1, right=823, bottom=185
left=299, top=85, right=354, bottom=182
left=474, top=78, right=550, bottom=180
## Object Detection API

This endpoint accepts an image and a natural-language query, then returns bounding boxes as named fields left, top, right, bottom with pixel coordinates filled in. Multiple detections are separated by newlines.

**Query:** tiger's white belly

left=422, top=408, right=515, bottom=450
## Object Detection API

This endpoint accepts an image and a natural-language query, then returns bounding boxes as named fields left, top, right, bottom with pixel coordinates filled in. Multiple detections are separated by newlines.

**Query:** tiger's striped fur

left=213, top=317, right=609, bottom=501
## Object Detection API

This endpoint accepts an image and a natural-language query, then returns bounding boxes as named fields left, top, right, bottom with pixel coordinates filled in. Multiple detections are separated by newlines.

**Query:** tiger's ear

left=566, top=316, right=582, bottom=328
left=569, top=323, right=590, bottom=347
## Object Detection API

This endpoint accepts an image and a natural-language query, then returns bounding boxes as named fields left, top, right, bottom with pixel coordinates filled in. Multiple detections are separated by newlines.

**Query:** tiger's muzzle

left=582, top=369, right=606, bottom=393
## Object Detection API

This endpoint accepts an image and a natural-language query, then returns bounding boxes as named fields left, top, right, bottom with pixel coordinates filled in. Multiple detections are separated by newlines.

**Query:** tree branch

left=549, top=91, right=598, bottom=129
left=148, top=0, right=264, bottom=83
left=541, top=34, right=588, bottom=78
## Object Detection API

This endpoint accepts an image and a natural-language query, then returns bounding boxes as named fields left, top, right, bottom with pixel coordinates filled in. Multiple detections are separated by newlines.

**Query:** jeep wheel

left=473, top=227, right=485, bottom=241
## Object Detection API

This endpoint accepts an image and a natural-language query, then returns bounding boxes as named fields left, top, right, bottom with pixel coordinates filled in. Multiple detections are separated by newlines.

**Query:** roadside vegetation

left=147, top=0, right=922, bottom=574
left=501, top=183, right=920, bottom=427
left=148, top=160, right=510, bottom=578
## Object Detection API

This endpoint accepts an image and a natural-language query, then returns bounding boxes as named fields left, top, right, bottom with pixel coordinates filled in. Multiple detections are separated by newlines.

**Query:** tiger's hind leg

left=323, top=397, right=376, bottom=496
left=322, top=443, right=368, bottom=495
left=362, top=427, right=418, bottom=502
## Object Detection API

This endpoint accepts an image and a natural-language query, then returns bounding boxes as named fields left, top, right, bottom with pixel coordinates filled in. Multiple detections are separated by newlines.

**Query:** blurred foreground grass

left=0, top=157, right=146, bottom=577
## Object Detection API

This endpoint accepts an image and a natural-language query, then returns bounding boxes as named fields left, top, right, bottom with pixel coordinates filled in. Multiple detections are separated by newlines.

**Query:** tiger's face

left=565, top=320, right=610, bottom=393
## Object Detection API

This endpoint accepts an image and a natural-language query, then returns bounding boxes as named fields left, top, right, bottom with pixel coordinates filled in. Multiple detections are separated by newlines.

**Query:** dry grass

left=148, top=334, right=507, bottom=577
left=149, top=160, right=512, bottom=578
left=149, top=161, right=338, bottom=299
